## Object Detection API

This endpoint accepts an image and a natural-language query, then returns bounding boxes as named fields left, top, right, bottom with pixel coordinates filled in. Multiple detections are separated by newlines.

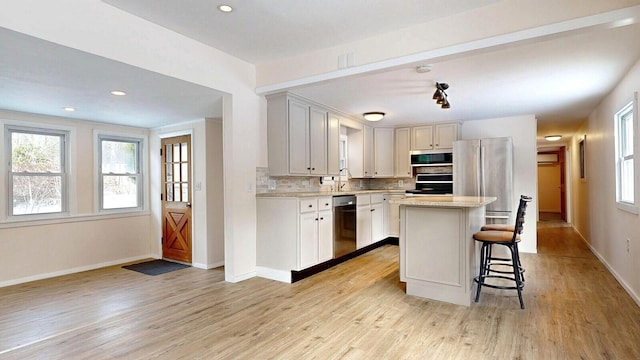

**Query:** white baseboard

left=572, top=225, right=640, bottom=309
left=225, top=270, right=257, bottom=283
left=192, top=260, right=224, bottom=270
left=0, top=254, right=157, bottom=288
left=255, top=266, right=292, bottom=283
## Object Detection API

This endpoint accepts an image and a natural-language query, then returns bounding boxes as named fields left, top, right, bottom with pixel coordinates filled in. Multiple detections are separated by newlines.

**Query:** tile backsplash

left=256, top=167, right=415, bottom=193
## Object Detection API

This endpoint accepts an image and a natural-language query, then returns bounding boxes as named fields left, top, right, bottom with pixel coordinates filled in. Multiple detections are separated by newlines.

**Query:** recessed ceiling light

left=63, top=107, right=76, bottom=112
left=544, top=135, right=562, bottom=141
left=111, top=90, right=127, bottom=96
left=218, top=4, right=233, bottom=13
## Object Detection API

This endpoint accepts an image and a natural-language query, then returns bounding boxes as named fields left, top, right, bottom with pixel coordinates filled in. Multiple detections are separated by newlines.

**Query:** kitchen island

left=391, top=196, right=496, bottom=306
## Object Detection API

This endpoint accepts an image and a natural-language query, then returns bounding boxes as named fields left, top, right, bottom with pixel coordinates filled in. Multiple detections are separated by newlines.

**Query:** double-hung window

left=615, top=100, right=636, bottom=212
left=98, top=135, right=143, bottom=210
left=7, top=126, right=68, bottom=216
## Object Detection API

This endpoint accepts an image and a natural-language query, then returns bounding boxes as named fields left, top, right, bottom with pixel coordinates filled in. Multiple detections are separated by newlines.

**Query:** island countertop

left=391, top=196, right=496, bottom=208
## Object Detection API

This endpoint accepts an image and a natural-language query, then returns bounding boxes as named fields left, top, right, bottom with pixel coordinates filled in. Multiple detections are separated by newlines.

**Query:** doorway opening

left=537, top=147, right=567, bottom=222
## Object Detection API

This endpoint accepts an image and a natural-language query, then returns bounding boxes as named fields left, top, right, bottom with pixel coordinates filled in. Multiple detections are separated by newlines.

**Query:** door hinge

left=160, top=148, right=163, bottom=156
left=160, top=193, right=163, bottom=201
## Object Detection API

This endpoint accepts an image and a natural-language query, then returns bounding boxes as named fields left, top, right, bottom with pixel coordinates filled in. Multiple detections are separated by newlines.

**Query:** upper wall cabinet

left=373, top=128, right=394, bottom=177
left=411, top=122, right=459, bottom=151
left=395, top=127, right=411, bottom=178
left=267, top=93, right=340, bottom=176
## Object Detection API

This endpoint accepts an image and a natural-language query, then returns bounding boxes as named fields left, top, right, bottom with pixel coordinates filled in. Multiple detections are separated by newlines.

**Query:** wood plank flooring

left=1, top=221, right=639, bottom=359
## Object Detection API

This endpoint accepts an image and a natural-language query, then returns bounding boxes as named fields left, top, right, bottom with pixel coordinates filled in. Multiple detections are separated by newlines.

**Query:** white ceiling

left=104, top=0, right=502, bottom=64
left=0, top=27, right=225, bottom=128
left=1, top=1, right=640, bottom=144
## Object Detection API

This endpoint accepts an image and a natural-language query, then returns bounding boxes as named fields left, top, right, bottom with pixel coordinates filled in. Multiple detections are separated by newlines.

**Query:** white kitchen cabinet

left=395, top=127, right=411, bottom=178
left=374, top=128, right=394, bottom=177
left=266, top=92, right=339, bottom=176
left=384, top=193, right=404, bottom=237
left=411, top=125, right=434, bottom=150
left=327, top=113, right=341, bottom=175
left=410, top=122, right=459, bottom=151
left=257, top=196, right=333, bottom=280
left=308, top=106, right=328, bottom=175
left=356, top=194, right=385, bottom=249
left=434, top=122, right=458, bottom=150
left=363, top=125, right=374, bottom=177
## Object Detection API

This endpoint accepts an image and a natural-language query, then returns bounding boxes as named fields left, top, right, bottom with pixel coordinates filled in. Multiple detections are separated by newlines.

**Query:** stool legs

left=474, top=242, right=525, bottom=309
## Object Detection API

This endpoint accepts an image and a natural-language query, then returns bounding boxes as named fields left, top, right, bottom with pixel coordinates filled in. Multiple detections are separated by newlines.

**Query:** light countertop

left=256, top=189, right=406, bottom=198
left=390, top=196, right=496, bottom=208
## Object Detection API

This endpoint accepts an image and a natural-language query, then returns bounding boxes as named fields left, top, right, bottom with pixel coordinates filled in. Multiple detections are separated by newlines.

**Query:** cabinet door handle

left=320, top=217, right=324, bottom=220
left=307, top=167, right=311, bottom=170
left=325, top=203, right=329, bottom=206
left=308, top=205, right=313, bottom=208
left=315, top=218, right=319, bottom=221
left=371, top=209, right=375, bottom=212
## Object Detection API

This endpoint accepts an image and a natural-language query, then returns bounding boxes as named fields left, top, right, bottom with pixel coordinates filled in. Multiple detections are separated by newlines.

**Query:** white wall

left=0, top=110, right=153, bottom=286
left=576, top=56, right=640, bottom=306
left=461, top=115, right=538, bottom=253
left=0, top=0, right=262, bottom=283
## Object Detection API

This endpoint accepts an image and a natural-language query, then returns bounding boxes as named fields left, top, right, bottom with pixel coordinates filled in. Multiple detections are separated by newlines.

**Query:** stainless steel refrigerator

left=453, top=137, right=514, bottom=224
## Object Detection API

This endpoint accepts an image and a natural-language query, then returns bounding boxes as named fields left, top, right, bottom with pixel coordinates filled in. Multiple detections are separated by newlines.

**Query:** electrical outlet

left=627, top=238, right=630, bottom=253
left=398, top=180, right=404, bottom=188
left=268, top=179, right=276, bottom=190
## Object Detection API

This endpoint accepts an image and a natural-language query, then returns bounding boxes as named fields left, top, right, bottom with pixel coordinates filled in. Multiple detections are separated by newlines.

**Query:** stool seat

left=480, top=224, right=515, bottom=232
left=473, top=230, right=520, bottom=243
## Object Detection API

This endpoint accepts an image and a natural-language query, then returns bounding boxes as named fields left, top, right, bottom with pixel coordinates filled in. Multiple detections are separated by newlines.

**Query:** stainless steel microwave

left=410, top=151, right=453, bottom=166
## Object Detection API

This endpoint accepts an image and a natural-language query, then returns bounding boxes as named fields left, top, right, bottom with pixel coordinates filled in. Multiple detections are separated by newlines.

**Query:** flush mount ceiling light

left=110, top=90, right=127, bottom=96
left=416, top=64, right=432, bottom=73
left=545, top=135, right=562, bottom=141
left=432, top=82, right=451, bottom=109
left=218, top=4, right=233, bottom=12
left=363, top=112, right=385, bottom=121
left=63, top=106, right=76, bottom=112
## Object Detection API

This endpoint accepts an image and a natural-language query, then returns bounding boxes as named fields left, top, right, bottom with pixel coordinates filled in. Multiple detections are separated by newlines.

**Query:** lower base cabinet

left=257, top=196, right=333, bottom=275
left=356, top=194, right=385, bottom=249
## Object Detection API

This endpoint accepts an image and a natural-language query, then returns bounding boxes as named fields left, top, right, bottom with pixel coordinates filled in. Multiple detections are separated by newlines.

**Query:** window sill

left=616, top=202, right=639, bottom=215
left=0, top=210, right=150, bottom=229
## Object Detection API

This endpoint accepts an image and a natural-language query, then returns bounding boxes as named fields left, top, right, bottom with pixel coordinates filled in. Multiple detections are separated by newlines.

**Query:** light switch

left=195, top=181, right=202, bottom=191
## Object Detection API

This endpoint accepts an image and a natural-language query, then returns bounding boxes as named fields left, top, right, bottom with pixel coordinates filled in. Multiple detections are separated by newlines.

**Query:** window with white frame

left=615, top=101, right=635, bottom=207
left=339, top=134, right=348, bottom=179
left=98, top=136, right=142, bottom=210
left=7, top=126, right=68, bottom=216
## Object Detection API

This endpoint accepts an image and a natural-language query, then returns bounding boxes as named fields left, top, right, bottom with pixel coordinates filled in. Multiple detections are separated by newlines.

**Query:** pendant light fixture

left=433, top=82, right=450, bottom=109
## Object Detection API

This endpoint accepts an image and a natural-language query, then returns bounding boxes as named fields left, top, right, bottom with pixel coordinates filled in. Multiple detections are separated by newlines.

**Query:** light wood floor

left=1, top=222, right=640, bottom=359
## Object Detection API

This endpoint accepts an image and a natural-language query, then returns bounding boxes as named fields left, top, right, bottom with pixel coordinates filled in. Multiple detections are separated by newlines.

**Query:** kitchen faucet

left=337, top=168, right=352, bottom=192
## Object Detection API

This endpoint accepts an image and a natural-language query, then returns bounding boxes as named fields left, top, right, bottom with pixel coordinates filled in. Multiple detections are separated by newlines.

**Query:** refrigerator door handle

left=479, top=145, right=485, bottom=197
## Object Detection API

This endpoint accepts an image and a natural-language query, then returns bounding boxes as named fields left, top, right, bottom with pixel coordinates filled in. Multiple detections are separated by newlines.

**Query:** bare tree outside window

left=10, top=131, right=65, bottom=215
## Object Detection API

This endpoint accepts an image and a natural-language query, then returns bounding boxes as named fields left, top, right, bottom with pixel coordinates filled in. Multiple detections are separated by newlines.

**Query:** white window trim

left=614, top=93, right=639, bottom=214
left=3, top=122, right=75, bottom=220
left=94, top=130, right=148, bottom=214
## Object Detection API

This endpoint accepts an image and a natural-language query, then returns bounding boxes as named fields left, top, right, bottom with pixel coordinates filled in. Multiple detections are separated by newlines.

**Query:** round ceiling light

left=544, top=135, right=562, bottom=141
left=63, top=107, right=76, bottom=112
left=363, top=112, right=385, bottom=122
left=416, top=64, right=432, bottom=73
left=111, top=90, right=127, bottom=96
left=218, top=4, right=233, bottom=12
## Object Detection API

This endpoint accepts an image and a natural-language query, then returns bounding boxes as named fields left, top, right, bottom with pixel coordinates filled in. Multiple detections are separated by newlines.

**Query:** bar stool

left=479, top=195, right=530, bottom=281
left=473, top=195, right=532, bottom=309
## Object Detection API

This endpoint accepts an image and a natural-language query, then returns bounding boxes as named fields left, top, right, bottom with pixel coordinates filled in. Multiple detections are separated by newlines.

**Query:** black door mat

left=122, top=259, right=190, bottom=276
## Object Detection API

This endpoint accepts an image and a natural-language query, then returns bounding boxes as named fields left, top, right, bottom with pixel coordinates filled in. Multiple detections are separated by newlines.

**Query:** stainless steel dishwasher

left=333, top=195, right=357, bottom=258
